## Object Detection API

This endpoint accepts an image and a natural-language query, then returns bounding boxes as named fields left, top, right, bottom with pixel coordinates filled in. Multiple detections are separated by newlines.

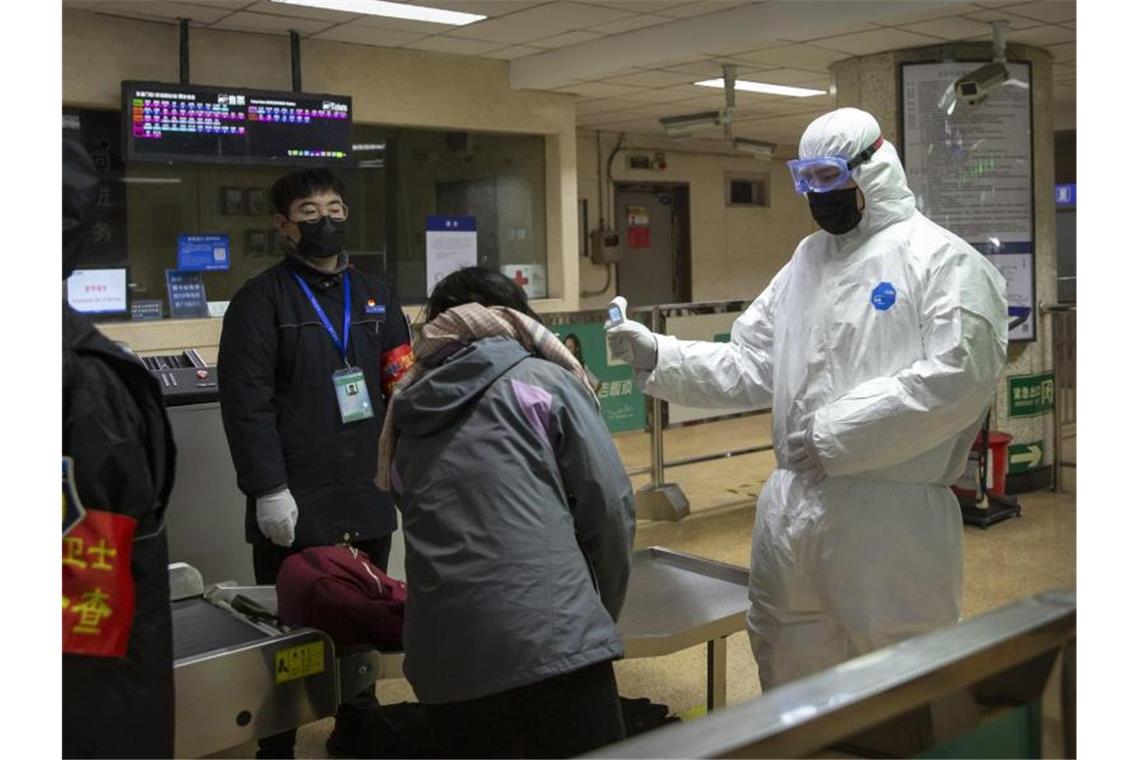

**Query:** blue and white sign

left=1055, top=183, right=1076, bottom=207
left=177, top=234, right=231, bottom=271
left=166, top=269, right=210, bottom=319
left=425, top=215, right=478, bottom=297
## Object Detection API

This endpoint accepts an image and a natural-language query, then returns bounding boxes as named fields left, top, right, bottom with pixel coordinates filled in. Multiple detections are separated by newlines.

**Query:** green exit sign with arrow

left=1008, top=441, right=1045, bottom=473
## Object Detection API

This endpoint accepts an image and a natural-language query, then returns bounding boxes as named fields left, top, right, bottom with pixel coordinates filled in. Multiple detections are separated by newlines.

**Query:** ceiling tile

left=783, top=22, right=882, bottom=43
left=662, top=59, right=781, bottom=78
left=426, top=1, right=547, bottom=17
left=557, top=81, right=643, bottom=98
left=532, top=30, right=604, bottom=48
left=961, top=10, right=1047, bottom=30
left=1001, top=1, right=1076, bottom=23
left=169, top=0, right=255, bottom=6
left=480, top=44, right=544, bottom=59
left=93, top=1, right=235, bottom=24
left=209, top=10, right=332, bottom=34
left=730, top=43, right=850, bottom=72
left=1047, top=41, right=1075, bottom=63
left=455, top=2, right=634, bottom=44
left=247, top=0, right=357, bottom=22
left=899, top=16, right=996, bottom=41
left=657, top=1, right=746, bottom=20
left=620, top=87, right=720, bottom=103
left=874, top=2, right=980, bottom=25
left=744, top=67, right=831, bottom=88
left=604, top=69, right=701, bottom=87
left=310, top=24, right=427, bottom=47
left=587, top=13, right=673, bottom=35
left=351, top=14, right=466, bottom=34
left=999, top=24, right=1073, bottom=46
left=811, top=27, right=942, bottom=55
left=582, top=1, right=692, bottom=13
left=406, top=35, right=509, bottom=54
left=576, top=97, right=641, bottom=114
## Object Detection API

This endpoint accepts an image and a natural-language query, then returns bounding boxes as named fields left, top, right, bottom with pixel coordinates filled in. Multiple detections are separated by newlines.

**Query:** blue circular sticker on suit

left=871, top=282, right=897, bottom=311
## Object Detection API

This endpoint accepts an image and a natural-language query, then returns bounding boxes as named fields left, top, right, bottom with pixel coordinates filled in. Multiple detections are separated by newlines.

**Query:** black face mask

left=293, top=216, right=346, bottom=259
left=807, top=188, right=862, bottom=235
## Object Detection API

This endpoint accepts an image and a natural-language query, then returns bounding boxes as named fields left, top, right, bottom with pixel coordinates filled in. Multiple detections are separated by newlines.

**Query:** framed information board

left=900, top=61, right=1036, bottom=341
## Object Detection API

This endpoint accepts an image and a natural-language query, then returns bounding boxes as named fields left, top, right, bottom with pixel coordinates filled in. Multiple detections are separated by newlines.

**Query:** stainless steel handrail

left=586, top=589, right=1076, bottom=759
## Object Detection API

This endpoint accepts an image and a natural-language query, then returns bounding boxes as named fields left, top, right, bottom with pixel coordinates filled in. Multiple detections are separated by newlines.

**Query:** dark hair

left=426, top=267, right=542, bottom=324
left=563, top=333, right=583, bottom=362
left=270, top=168, right=346, bottom=216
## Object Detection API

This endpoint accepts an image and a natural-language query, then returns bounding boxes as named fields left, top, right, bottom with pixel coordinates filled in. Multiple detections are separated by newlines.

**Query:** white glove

left=786, top=420, right=826, bottom=486
left=256, top=488, right=298, bottom=547
left=605, top=317, right=659, bottom=372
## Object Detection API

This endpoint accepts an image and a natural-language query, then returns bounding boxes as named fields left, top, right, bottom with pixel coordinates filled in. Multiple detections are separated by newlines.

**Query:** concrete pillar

left=832, top=42, right=1058, bottom=483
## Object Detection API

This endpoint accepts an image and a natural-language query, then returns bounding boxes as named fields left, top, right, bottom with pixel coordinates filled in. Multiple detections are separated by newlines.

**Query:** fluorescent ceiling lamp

left=271, top=0, right=485, bottom=26
left=352, top=143, right=387, bottom=151
left=695, top=78, right=827, bottom=98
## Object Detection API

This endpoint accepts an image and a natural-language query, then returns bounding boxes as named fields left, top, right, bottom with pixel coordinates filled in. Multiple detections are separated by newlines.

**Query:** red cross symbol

left=511, top=269, right=529, bottom=287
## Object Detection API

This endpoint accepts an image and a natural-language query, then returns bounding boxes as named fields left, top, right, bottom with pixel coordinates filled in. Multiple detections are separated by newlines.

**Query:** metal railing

left=1045, top=304, right=1076, bottom=491
left=546, top=300, right=772, bottom=514
left=586, top=589, right=1076, bottom=759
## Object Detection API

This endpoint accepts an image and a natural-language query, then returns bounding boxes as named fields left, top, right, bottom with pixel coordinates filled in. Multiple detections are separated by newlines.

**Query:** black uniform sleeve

left=218, top=283, right=287, bottom=496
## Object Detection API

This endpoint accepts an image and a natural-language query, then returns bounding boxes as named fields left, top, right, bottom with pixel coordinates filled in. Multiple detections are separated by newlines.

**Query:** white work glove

left=786, top=420, right=826, bottom=486
left=605, top=317, right=659, bottom=372
left=256, top=488, right=298, bottom=547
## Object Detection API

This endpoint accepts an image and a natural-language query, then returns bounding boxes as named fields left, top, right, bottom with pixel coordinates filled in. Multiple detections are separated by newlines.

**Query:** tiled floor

left=283, top=417, right=1076, bottom=759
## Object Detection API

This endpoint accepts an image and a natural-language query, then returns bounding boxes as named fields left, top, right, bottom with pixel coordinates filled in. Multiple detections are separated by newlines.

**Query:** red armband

left=62, top=509, right=137, bottom=658
left=381, top=343, right=415, bottom=397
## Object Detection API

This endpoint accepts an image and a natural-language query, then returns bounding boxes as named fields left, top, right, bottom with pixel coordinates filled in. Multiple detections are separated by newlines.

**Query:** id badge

left=333, top=367, right=375, bottom=424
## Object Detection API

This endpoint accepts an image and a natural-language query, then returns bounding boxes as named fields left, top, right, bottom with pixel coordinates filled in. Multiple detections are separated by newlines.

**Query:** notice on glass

left=902, top=62, right=1032, bottom=242
left=425, top=216, right=477, bottom=297
left=902, top=61, right=1036, bottom=340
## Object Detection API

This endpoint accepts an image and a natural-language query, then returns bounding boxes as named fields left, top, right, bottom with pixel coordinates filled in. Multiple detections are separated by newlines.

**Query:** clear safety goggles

left=786, top=136, right=884, bottom=195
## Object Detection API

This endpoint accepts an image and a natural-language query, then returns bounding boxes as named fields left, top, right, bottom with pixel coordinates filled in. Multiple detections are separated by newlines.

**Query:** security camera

left=953, top=62, right=1010, bottom=106
left=659, top=110, right=727, bottom=138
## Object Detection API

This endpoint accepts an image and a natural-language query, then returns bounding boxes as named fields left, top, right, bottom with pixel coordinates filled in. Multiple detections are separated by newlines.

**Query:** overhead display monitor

left=122, top=81, right=352, bottom=166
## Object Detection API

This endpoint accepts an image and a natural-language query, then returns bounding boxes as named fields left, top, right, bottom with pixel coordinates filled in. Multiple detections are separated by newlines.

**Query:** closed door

left=616, top=187, right=683, bottom=308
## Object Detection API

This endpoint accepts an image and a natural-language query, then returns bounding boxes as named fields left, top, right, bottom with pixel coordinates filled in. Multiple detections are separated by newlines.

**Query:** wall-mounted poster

left=900, top=61, right=1035, bottom=341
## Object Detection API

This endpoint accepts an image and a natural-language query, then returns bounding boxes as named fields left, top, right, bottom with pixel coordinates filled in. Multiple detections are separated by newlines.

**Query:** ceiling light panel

left=271, top=0, right=485, bottom=26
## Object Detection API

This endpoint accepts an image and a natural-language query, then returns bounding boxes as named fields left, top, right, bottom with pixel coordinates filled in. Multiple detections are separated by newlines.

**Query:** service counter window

left=64, top=107, right=548, bottom=319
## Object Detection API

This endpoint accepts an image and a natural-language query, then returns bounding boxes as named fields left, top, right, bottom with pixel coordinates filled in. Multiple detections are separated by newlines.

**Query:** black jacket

left=62, top=303, right=176, bottom=758
left=218, top=255, right=411, bottom=547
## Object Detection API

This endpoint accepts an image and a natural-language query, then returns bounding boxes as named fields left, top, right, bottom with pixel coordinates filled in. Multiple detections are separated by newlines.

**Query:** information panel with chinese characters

left=123, top=81, right=351, bottom=166
left=901, top=62, right=1036, bottom=341
left=67, top=268, right=128, bottom=315
left=165, top=269, right=209, bottom=319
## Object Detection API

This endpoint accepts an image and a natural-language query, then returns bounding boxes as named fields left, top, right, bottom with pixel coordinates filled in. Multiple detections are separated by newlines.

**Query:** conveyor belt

left=172, top=598, right=268, bottom=660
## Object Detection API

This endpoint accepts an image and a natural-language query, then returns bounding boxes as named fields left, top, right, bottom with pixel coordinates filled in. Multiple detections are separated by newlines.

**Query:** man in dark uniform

left=61, top=139, right=176, bottom=757
left=218, top=168, right=413, bottom=759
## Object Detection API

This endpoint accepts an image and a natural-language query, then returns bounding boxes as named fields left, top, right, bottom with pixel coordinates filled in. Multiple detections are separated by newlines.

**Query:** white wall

left=576, top=131, right=816, bottom=311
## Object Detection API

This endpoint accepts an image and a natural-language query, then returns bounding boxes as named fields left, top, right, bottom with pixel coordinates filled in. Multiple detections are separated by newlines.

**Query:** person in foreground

left=378, top=267, right=636, bottom=758
left=606, top=107, right=1008, bottom=689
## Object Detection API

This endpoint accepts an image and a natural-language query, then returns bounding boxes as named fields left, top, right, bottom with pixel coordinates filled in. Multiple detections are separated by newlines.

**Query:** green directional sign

left=1008, top=440, right=1045, bottom=474
left=1008, top=372, right=1055, bottom=418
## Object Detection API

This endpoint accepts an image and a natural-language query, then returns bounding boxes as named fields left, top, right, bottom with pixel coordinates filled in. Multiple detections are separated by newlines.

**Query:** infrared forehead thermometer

left=607, top=296, right=627, bottom=325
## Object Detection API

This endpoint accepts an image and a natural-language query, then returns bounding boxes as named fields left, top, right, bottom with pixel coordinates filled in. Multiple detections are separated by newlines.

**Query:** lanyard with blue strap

left=292, top=271, right=352, bottom=367
left=291, top=271, right=375, bottom=423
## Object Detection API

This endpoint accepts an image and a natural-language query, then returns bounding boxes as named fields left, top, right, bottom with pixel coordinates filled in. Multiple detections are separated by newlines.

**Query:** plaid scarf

left=376, top=303, right=597, bottom=491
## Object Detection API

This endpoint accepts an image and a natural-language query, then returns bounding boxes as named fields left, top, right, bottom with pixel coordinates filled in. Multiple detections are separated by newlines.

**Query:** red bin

left=987, top=432, right=1013, bottom=495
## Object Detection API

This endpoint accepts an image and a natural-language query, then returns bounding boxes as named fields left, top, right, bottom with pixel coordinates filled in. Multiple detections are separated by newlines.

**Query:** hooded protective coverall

left=616, top=108, right=1008, bottom=687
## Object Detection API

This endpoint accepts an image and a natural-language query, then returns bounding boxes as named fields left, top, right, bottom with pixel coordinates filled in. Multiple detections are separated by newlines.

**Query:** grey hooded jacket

left=390, top=336, right=636, bottom=704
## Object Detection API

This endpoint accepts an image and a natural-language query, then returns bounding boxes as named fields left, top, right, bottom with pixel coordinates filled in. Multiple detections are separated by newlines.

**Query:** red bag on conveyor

left=276, top=545, right=406, bottom=649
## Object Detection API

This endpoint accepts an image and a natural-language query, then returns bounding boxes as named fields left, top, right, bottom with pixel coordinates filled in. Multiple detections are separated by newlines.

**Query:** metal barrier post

left=632, top=305, right=689, bottom=521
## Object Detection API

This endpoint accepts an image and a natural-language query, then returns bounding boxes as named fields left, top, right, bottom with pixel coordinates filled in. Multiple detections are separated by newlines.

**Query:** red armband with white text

left=381, top=344, right=415, bottom=398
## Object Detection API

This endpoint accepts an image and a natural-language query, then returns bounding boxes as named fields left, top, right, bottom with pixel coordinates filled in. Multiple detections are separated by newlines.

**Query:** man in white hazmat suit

left=605, top=107, right=1008, bottom=688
